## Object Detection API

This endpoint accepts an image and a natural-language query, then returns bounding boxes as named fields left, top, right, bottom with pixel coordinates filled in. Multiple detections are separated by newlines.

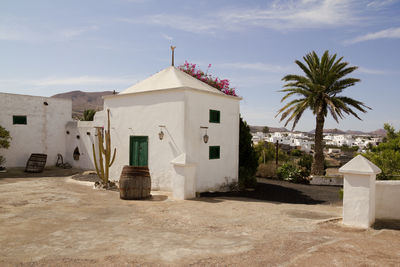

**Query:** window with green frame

left=13, top=115, right=27, bottom=125
left=209, top=109, right=220, bottom=123
left=209, top=146, right=220, bottom=159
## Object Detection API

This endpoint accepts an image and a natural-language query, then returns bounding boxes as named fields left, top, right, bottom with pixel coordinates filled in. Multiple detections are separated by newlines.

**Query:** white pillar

left=170, top=153, right=197, bottom=200
left=339, top=155, right=381, bottom=228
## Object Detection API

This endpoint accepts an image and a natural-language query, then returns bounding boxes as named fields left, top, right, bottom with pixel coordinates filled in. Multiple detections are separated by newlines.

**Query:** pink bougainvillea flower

left=177, top=61, right=238, bottom=97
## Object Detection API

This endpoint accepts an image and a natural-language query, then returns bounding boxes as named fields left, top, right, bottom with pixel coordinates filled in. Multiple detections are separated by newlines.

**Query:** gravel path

left=1, top=176, right=399, bottom=266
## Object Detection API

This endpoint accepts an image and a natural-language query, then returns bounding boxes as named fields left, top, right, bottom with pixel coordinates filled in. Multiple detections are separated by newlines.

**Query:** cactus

left=92, top=109, right=116, bottom=185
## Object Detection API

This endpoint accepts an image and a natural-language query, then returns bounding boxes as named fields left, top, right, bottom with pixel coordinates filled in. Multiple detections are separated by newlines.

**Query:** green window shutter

left=209, top=110, right=220, bottom=123
left=209, top=146, right=220, bottom=160
left=13, top=115, right=27, bottom=125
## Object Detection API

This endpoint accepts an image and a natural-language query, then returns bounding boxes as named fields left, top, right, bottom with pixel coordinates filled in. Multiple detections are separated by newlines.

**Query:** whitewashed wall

left=102, top=88, right=240, bottom=194
left=0, top=93, right=71, bottom=167
left=184, top=90, right=240, bottom=192
left=375, top=181, right=400, bottom=220
left=103, top=90, right=185, bottom=190
left=65, top=121, right=96, bottom=170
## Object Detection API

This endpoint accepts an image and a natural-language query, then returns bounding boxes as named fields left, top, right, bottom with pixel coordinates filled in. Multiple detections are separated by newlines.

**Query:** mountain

left=249, top=125, right=289, bottom=133
left=369, top=129, right=386, bottom=136
left=51, top=90, right=115, bottom=119
left=251, top=125, right=386, bottom=136
left=308, top=128, right=345, bottom=134
left=307, top=128, right=386, bottom=136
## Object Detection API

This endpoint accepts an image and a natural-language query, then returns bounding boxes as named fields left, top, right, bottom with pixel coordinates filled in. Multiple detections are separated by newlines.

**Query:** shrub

left=254, top=141, right=275, bottom=164
left=290, top=149, right=303, bottom=157
left=82, top=109, right=96, bottom=121
left=256, top=162, right=278, bottom=178
left=277, top=163, right=309, bottom=184
left=239, top=167, right=257, bottom=189
left=362, top=123, right=400, bottom=180
left=298, top=154, right=312, bottom=169
left=0, top=125, right=11, bottom=167
left=239, top=117, right=258, bottom=188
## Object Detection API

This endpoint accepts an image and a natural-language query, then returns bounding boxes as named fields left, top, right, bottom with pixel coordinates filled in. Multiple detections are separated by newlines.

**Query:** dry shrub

left=256, top=162, right=278, bottom=178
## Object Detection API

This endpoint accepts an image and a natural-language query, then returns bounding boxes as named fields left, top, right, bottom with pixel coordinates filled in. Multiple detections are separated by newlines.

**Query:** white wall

left=0, top=93, right=71, bottom=167
left=376, top=181, right=400, bottom=220
left=65, top=121, right=96, bottom=170
left=101, top=88, right=240, bottom=193
left=185, top=90, right=240, bottom=192
left=103, top=90, right=185, bottom=190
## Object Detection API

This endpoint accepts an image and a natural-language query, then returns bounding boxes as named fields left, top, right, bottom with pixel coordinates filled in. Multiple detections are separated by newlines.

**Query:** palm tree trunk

left=311, top=112, right=325, bottom=175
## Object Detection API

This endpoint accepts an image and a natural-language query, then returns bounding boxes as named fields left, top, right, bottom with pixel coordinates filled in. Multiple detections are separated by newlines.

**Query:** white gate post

left=339, top=155, right=381, bottom=228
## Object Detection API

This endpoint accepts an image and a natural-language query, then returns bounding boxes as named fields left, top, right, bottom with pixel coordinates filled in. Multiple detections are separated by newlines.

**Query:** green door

left=129, top=136, right=148, bottom=167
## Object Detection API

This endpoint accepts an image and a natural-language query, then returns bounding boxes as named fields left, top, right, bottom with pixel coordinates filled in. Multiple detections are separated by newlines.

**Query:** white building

left=0, top=65, right=241, bottom=199
left=324, top=134, right=356, bottom=147
left=94, top=66, right=241, bottom=197
left=260, top=131, right=313, bottom=152
left=0, top=93, right=72, bottom=167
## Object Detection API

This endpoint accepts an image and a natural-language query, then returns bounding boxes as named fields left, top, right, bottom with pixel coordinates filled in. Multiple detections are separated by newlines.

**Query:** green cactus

left=92, top=109, right=116, bottom=185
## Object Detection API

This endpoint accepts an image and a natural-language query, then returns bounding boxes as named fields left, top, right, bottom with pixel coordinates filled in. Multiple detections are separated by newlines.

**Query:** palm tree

left=82, top=109, right=96, bottom=121
left=277, top=50, right=370, bottom=175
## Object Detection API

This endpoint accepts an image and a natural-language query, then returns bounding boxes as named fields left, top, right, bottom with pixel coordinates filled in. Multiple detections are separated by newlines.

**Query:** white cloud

left=0, top=19, right=99, bottom=43
left=357, top=67, right=386, bottom=75
left=119, top=0, right=361, bottom=33
left=60, top=25, right=99, bottom=39
left=219, top=0, right=359, bottom=31
left=34, top=75, right=135, bottom=86
left=367, top=0, right=397, bottom=8
left=118, top=16, right=218, bottom=34
left=218, top=62, right=294, bottom=74
left=161, top=33, right=174, bottom=42
left=344, top=27, right=400, bottom=44
left=357, top=66, right=400, bottom=75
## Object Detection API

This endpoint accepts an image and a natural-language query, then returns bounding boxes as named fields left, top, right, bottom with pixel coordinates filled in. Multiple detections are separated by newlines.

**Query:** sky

left=1, top=0, right=400, bottom=132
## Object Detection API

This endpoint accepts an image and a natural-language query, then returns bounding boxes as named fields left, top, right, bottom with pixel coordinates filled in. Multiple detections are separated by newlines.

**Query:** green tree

left=254, top=141, right=275, bottom=164
left=277, top=50, right=370, bottom=175
left=82, top=109, right=96, bottom=121
left=363, top=124, right=400, bottom=179
left=239, top=116, right=258, bottom=188
left=0, top=125, right=11, bottom=166
left=262, top=126, right=269, bottom=134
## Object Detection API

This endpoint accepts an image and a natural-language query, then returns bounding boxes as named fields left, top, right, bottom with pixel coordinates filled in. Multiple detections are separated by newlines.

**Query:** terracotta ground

left=0, top=171, right=399, bottom=266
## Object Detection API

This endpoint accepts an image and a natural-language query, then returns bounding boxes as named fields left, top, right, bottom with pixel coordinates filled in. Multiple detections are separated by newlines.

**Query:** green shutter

left=129, top=136, right=148, bottom=166
left=13, top=115, right=27, bottom=125
left=209, top=110, right=220, bottom=123
left=209, top=146, right=220, bottom=159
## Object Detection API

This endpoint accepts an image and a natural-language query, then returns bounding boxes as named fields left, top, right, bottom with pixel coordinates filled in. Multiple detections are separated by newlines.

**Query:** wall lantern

left=200, top=126, right=209, bottom=144
left=158, top=125, right=166, bottom=140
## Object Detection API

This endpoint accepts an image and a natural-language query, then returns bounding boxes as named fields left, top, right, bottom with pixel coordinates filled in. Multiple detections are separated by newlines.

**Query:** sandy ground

left=0, top=173, right=400, bottom=266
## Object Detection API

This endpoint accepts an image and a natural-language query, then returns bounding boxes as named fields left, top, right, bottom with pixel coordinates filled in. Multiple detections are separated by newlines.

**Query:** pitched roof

left=339, top=155, right=381, bottom=175
left=119, top=66, right=226, bottom=96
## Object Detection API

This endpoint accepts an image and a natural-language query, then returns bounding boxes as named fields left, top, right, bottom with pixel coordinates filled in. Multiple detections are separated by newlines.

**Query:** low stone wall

left=310, top=175, right=343, bottom=186
left=376, top=181, right=400, bottom=220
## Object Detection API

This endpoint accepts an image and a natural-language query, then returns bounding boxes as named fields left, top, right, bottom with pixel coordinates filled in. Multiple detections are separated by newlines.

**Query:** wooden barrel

left=25, top=153, right=47, bottom=173
left=119, top=166, right=151, bottom=200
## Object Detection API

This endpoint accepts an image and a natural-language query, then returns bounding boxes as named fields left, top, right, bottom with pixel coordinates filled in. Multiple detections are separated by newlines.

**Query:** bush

left=254, top=141, right=275, bottom=164
left=239, top=117, right=258, bottom=188
left=239, top=167, right=257, bottom=189
left=362, top=123, right=400, bottom=180
left=0, top=125, right=11, bottom=167
left=277, top=163, right=309, bottom=184
left=256, top=162, right=278, bottom=178
left=290, top=149, right=303, bottom=157
left=298, top=153, right=313, bottom=177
